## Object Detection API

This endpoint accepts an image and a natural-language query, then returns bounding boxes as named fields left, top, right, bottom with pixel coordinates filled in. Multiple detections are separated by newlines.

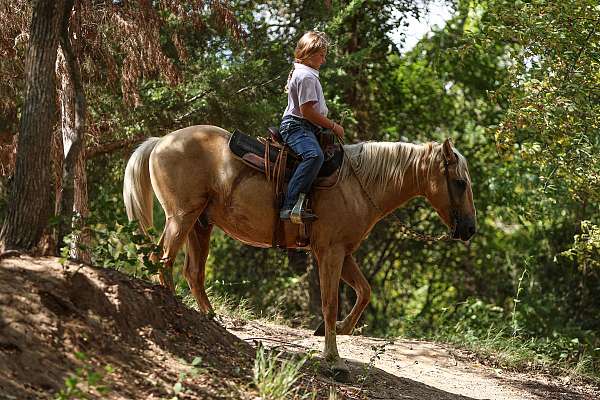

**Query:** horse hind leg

left=337, top=255, right=371, bottom=335
left=183, top=217, right=214, bottom=316
left=158, top=208, right=203, bottom=292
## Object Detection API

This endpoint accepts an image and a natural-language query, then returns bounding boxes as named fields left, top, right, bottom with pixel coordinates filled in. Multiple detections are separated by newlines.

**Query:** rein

left=336, top=136, right=455, bottom=243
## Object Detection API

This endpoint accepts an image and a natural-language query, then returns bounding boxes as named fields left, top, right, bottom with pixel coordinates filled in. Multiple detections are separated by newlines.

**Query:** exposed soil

left=1, top=256, right=599, bottom=400
left=0, top=256, right=256, bottom=400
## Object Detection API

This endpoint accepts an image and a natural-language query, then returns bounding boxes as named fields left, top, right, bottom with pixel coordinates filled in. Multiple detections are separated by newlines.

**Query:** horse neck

left=353, top=141, right=427, bottom=217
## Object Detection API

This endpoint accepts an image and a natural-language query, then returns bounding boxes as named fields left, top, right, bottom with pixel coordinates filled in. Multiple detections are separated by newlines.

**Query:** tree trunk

left=0, top=0, right=67, bottom=252
left=50, top=125, right=64, bottom=254
left=287, top=249, right=308, bottom=275
left=56, top=0, right=90, bottom=262
left=343, top=10, right=371, bottom=139
left=72, top=147, right=91, bottom=263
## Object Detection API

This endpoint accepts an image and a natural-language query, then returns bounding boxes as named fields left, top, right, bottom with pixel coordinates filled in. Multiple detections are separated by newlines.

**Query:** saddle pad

left=229, top=129, right=291, bottom=164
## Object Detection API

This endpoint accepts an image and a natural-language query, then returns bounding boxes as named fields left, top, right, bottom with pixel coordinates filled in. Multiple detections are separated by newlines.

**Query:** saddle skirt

left=228, top=129, right=343, bottom=189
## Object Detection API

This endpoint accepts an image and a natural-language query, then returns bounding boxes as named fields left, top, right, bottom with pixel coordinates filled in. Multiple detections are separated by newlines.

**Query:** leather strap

left=271, top=142, right=288, bottom=248
left=264, top=140, right=271, bottom=182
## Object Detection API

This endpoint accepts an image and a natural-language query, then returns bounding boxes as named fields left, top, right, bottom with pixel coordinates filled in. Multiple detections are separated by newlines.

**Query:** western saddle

left=228, top=127, right=343, bottom=249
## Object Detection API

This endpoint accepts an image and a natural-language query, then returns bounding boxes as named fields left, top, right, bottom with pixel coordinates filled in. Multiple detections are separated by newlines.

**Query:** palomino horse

left=123, top=125, right=476, bottom=375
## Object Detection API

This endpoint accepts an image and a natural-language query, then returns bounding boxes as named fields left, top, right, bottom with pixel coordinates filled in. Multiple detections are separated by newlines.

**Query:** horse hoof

left=331, top=360, right=350, bottom=383
left=205, top=310, right=216, bottom=320
left=313, top=321, right=325, bottom=336
left=314, top=321, right=349, bottom=336
left=333, top=368, right=350, bottom=382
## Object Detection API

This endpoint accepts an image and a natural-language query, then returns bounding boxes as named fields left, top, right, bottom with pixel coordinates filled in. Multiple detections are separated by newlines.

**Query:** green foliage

left=441, top=299, right=506, bottom=336
left=78, top=155, right=165, bottom=278
left=55, top=352, right=113, bottom=400
left=253, top=345, right=308, bottom=400
left=93, top=222, right=162, bottom=276
left=431, top=297, right=600, bottom=380
left=561, top=221, right=600, bottom=271
left=205, top=229, right=309, bottom=322
left=475, top=0, right=600, bottom=204
left=168, top=357, right=205, bottom=400
left=182, top=288, right=256, bottom=321
left=60, top=220, right=162, bottom=278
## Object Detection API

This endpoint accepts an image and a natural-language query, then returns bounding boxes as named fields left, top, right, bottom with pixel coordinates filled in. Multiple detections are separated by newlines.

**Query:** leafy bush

left=61, top=220, right=162, bottom=279
left=562, top=221, right=600, bottom=271
left=432, top=297, right=600, bottom=380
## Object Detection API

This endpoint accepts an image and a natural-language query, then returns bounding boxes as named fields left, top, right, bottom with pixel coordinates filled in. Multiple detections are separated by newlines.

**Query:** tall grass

left=181, top=288, right=255, bottom=320
left=253, top=345, right=308, bottom=400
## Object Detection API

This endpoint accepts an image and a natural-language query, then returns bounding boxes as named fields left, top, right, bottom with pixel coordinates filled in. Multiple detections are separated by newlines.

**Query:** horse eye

left=453, top=179, right=467, bottom=194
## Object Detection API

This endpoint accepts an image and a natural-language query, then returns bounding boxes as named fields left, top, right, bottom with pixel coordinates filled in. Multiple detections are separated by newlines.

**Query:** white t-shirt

left=282, top=63, right=328, bottom=119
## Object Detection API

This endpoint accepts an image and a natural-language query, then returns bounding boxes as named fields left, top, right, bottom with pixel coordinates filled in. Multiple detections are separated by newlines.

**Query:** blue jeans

left=279, top=115, right=324, bottom=210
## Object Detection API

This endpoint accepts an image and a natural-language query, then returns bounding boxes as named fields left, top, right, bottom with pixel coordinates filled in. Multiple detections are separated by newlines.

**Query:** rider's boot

left=279, top=193, right=317, bottom=224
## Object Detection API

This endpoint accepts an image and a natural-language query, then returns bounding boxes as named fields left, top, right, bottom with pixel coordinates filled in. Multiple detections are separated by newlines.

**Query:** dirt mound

left=0, top=256, right=255, bottom=399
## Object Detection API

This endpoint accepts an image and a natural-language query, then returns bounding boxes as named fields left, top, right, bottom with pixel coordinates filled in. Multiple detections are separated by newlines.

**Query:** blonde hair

left=285, top=31, right=330, bottom=92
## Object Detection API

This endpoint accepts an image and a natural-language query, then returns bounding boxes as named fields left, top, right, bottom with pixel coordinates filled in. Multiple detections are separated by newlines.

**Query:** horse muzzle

left=452, top=216, right=476, bottom=242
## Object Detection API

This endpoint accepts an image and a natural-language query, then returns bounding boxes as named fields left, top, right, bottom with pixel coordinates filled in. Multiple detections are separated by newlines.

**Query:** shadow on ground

left=497, top=376, right=597, bottom=400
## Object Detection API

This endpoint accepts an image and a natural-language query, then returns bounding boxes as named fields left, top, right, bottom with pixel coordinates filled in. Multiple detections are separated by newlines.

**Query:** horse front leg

left=315, top=246, right=349, bottom=376
left=314, top=254, right=371, bottom=336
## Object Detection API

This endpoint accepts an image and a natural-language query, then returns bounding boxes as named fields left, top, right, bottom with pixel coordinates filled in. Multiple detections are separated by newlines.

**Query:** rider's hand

left=332, top=122, right=344, bottom=138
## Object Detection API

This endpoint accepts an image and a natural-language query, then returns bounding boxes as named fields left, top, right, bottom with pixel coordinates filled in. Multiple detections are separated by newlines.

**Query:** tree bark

left=343, top=9, right=371, bottom=138
left=287, top=249, right=308, bottom=275
left=71, top=147, right=91, bottom=263
left=0, top=0, right=67, bottom=252
left=56, top=0, right=89, bottom=261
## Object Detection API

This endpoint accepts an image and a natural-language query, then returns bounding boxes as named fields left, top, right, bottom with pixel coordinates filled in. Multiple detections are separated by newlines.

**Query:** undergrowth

left=181, top=288, right=256, bottom=321
left=253, top=344, right=310, bottom=400
left=55, top=352, right=113, bottom=400
left=414, top=298, right=600, bottom=384
left=434, top=329, right=600, bottom=384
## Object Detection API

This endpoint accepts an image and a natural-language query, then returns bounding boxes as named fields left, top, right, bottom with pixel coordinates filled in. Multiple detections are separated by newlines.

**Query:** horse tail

left=123, top=137, right=161, bottom=233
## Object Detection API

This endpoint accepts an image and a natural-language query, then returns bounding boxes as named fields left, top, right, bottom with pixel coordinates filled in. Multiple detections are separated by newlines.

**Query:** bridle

left=443, top=156, right=464, bottom=239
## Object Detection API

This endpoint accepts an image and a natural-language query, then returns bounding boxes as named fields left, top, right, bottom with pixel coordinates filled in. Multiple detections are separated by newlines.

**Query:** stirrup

left=290, top=193, right=317, bottom=224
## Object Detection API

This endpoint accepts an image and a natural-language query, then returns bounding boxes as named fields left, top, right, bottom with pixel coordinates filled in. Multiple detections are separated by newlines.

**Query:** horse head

left=422, top=138, right=476, bottom=242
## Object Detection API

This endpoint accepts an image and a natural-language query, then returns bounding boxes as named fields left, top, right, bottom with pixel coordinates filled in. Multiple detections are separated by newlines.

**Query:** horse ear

left=442, top=138, right=456, bottom=162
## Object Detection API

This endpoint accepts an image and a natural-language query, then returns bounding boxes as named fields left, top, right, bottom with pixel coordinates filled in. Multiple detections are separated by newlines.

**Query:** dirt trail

left=228, top=316, right=598, bottom=400
left=0, top=256, right=598, bottom=400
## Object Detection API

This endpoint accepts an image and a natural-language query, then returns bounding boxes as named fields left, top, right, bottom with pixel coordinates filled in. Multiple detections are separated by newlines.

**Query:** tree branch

left=85, top=135, right=146, bottom=159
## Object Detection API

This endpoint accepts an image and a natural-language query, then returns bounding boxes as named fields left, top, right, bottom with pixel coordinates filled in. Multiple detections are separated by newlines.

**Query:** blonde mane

left=339, top=141, right=471, bottom=192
